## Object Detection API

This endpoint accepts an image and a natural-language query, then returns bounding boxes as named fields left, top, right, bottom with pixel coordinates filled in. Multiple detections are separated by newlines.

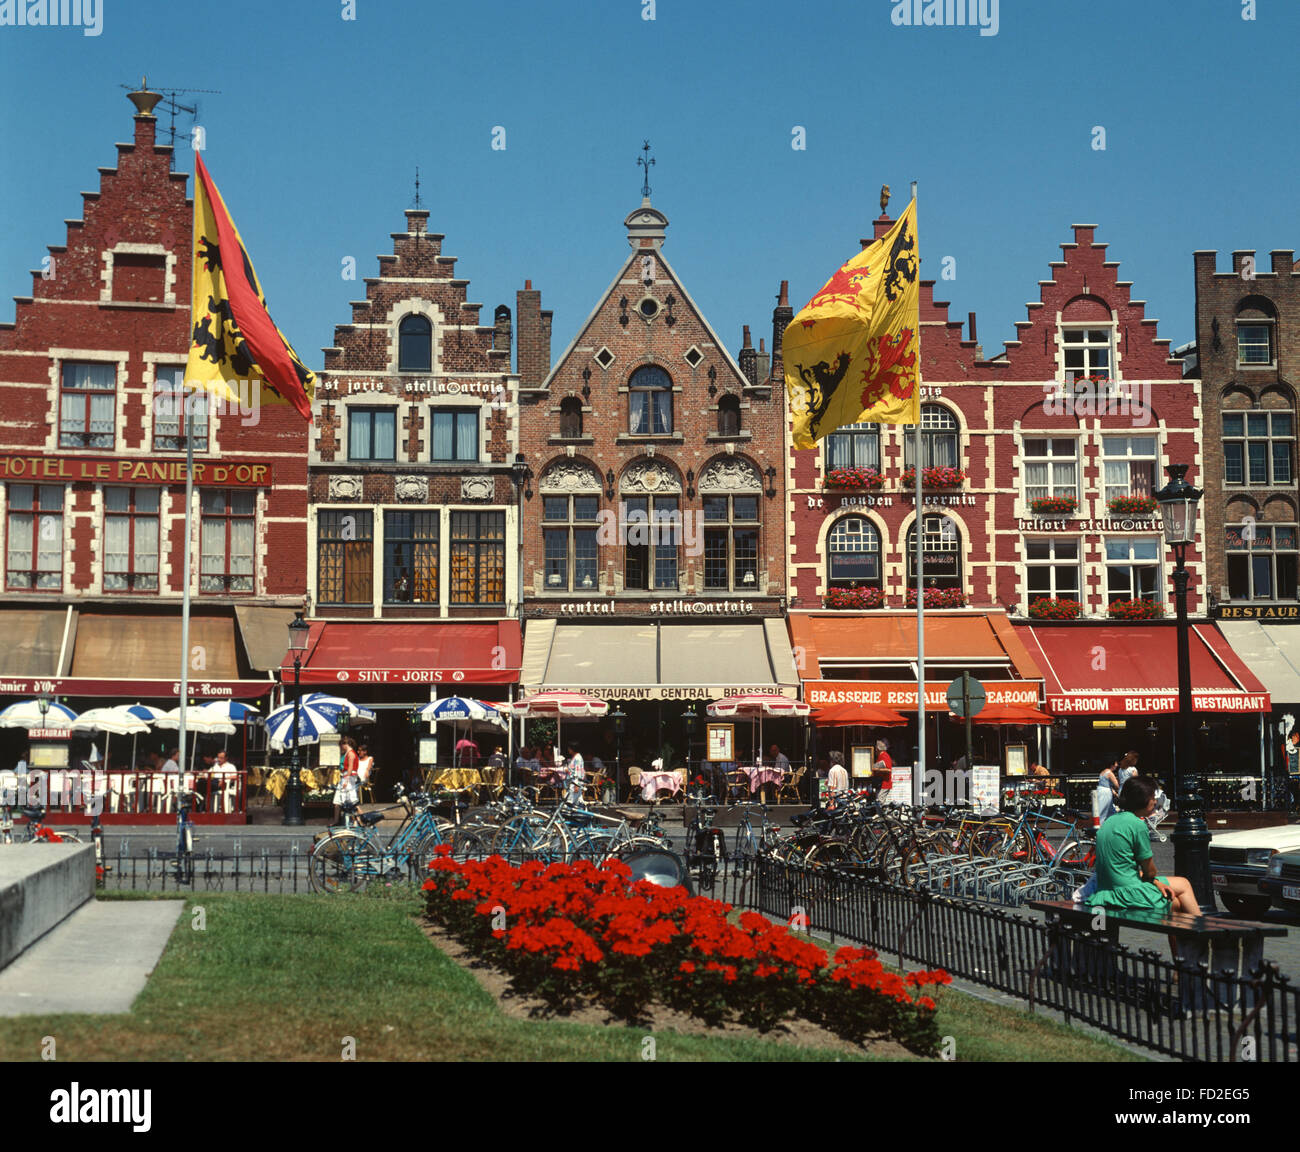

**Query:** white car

left=1208, top=824, right=1300, bottom=918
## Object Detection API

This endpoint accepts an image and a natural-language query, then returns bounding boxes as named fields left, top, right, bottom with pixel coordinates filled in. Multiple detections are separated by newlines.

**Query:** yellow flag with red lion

left=784, top=199, right=919, bottom=447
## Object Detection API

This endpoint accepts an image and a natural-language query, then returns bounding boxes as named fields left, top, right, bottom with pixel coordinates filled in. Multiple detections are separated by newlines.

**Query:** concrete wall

left=0, top=844, right=95, bottom=970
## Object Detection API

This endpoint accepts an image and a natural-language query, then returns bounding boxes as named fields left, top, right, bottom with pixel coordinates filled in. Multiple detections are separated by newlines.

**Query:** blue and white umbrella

left=0, top=698, right=79, bottom=730
left=299, top=693, right=376, bottom=725
left=193, top=700, right=260, bottom=723
left=418, top=696, right=505, bottom=726
left=265, top=701, right=351, bottom=751
left=122, top=703, right=167, bottom=724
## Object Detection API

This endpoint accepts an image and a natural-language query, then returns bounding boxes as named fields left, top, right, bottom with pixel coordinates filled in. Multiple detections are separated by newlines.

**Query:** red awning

left=286, top=621, right=522, bottom=686
left=1014, top=623, right=1270, bottom=715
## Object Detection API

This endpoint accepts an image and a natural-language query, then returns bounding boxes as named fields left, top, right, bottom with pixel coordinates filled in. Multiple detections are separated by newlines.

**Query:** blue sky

left=0, top=0, right=1295, bottom=369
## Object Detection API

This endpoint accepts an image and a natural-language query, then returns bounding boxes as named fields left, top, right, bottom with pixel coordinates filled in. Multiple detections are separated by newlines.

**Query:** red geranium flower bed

left=422, top=847, right=949, bottom=1053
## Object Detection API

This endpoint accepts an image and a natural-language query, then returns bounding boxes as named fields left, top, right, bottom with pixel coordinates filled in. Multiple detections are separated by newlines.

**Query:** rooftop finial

left=411, top=167, right=424, bottom=211
left=880, top=184, right=891, bottom=215
left=638, top=140, right=655, bottom=199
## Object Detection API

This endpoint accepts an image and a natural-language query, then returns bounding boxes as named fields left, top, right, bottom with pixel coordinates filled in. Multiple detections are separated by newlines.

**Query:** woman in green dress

left=1085, top=776, right=1199, bottom=915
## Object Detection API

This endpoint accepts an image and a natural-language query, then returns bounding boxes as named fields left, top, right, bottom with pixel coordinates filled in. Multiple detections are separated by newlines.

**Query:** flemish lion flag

left=785, top=198, right=919, bottom=448
left=186, top=154, right=316, bottom=422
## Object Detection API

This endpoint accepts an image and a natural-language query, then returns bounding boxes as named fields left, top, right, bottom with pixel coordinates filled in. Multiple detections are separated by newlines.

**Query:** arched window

left=629, top=365, right=673, bottom=435
left=827, top=517, right=881, bottom=588
left=903, top=404, right=960, bottom=470
left=717, top=394, right=741, bottom=437
left=559, top=397, right=583, bottom=439
left=398, top=314, right=432, bottom=373
left=1236, top=296, right=1278, bottom=367
left=905, top=515, right=962, bottom=589
left=539, top=461, right=602, bottom=592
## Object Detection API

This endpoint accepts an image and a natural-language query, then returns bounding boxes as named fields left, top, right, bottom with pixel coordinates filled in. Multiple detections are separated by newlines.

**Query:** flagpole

left=178, top=168, right=199, bottom=792
left=912, top=182, right=925, bottom=807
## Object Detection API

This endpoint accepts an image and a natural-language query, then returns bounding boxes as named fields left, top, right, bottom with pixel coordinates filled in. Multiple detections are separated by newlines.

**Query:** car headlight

left=1246, top=849, right=1275, bottom=867
left=1267, top=856, right=1285, bottom=876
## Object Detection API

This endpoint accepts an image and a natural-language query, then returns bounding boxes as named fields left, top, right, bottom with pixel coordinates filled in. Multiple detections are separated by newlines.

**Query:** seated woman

left=1085, top=776, right=1199, bottom=916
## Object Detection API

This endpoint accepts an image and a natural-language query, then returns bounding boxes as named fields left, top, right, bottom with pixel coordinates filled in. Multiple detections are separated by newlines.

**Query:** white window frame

left=1104, top=536, right=1162, bottom=605
left=1102, top=436, right=1158, bottom=503
left=1024, top=537, right=1081, bottom=605
left=1061, top=324, right=1114, bottom=381
left=1236, top=321, right=1274, bottom=367
left=1223, top=411, right=1293, bottom=486
left=1022, top=437, right=1079, bottom=504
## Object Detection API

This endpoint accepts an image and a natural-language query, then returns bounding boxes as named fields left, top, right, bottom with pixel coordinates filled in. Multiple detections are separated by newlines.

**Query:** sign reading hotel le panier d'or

left=0, top=453, right=272, bottom=486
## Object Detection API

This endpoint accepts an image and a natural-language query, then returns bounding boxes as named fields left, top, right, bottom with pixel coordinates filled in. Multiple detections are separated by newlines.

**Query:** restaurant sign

left=1049, top=692, right=1268, bottom=714
left=1016, top=517, right=1159, bottom=532
left=808, top=680, right=1041, bottom=709
left=0, top=453, right=271, bottom=486
left=535, top=684, right=799, bottom=701
left=0, top=677, right=271, bottom=699
left=1212, top=604, right=1300, bottom=621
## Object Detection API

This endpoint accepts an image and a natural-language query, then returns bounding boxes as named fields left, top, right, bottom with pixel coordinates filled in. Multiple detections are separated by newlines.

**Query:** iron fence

left=750, top=855, right=1298, bottom=1063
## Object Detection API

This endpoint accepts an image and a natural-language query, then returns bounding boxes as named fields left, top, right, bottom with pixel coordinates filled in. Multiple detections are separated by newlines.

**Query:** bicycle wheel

left=450, top=828, right=493, bottom=863
left=309, top=833, right=368, bottom=893
left=408, top=831, right=447, bottom=878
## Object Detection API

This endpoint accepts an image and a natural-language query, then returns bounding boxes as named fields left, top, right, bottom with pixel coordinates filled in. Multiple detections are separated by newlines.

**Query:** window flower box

left=1106, top=495, right=1158, bottom=516
left=823, top=466, right=885, bottom=491
left=905, top=587, right=967, bottom=609
left=1029, top=496, right=1078, bottom=516
left=824, top=586, right=884, bottom=610
left=1028, top=597, right=1082, bottom=620
left=1108, top=598, right=1165, bottom=621
left=900, top=466, right=966, bottom=490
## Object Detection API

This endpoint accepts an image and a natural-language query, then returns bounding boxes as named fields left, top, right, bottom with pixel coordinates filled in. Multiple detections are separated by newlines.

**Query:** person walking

left=333, top=737, right=360, bottom=825
left=564, top=743, right=585, bottom=804
left=1094, top=755, right=1121, bottom=825
left=827, top=750, right=850, bottom=795
left=871, top=739, right=893, bottom=798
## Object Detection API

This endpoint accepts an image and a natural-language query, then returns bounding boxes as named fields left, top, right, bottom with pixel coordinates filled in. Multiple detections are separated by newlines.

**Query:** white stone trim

left=386, top=298, right=445, bottom=377
left=99, top=243, right=177, bottom=305
left=45, top=348, right=128, bottom=454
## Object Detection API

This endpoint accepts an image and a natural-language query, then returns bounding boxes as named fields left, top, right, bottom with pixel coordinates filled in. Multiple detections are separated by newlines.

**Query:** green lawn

left=0, top=893, right=1145, bottom=1061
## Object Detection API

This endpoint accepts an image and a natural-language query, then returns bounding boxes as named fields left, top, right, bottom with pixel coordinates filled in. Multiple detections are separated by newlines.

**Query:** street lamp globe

left=287, top=611, right=310, bottom=652
left=1154, top=464, right=1202, bottom=549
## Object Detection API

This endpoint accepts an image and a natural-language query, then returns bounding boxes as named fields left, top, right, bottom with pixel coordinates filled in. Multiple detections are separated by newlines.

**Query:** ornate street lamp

left=283, top=611, right=311, bottom=827
left=509, top=453, right=532, bottom=618
left=1154, top=463, right=1211, bottom=910
left=611, top=709, right=627, bottom=801
left=681, top=706, right=698, bottom=788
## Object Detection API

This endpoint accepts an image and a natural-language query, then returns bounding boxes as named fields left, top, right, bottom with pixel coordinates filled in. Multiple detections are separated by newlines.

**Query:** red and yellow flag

left=186, top=155, right=316, bottom=422
left=784, top=199, right=920, bottom=448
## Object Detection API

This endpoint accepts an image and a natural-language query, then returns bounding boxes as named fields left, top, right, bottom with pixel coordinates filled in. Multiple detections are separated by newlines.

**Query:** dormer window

left=629, top=365, right=673, bottom=436
left=1061, top=325, right=1113, bottom=381
left=398, top=314, right=432, bottom=373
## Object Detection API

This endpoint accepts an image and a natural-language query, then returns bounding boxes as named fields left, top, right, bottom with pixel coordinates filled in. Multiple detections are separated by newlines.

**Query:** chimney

left=967, top=312, right=977, bottom=345
left=516, top=280, right=550, bottom=389
left=493, top=304, right=512, bottom=356
left=127, top=78, right=161, bottom=148
left=405, top=208, right=429, bottom=235
left=756, top=338, right=770, bottom=384
left=771, top=281, right=793, bottom=384
left=738, top=325, right=758, bottom=385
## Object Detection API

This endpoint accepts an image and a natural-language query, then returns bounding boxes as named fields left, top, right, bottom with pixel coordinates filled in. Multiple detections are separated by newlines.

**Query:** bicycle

left=5, top=805, right=85, bottom=845
left=308, top=784, right=452, bottom=893
left=684, top=794, right=727, bottom=889
left=167, top=789, right=202, bottom=883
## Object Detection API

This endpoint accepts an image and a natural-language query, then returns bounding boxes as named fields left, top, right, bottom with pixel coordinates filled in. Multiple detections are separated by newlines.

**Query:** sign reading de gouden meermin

left=784, top=199, right=920, bottom=448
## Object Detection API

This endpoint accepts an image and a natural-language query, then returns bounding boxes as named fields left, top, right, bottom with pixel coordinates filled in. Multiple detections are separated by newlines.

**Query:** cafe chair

left=626, top=766, right=642, bottom=803
left=778, top=765, right=806, bottom=805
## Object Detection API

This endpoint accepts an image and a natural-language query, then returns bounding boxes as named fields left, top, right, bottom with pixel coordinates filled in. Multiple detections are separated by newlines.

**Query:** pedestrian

left=1085, top=775, right=1200, bottom=918
left=871, top=739, right=893, bottom=797
left=1117, top=749, right=1139, bottom=787
left=356, top=742, right=374, bottom=796
left=827, top=750, right=849, bottom=794
left=564, top=742, right=585, bottom=804
left=1094, top=755, right=1121, bottom=824
left=333, top=736, right=360, bottom=825
left=1283, top=729, right=1300, bottom=808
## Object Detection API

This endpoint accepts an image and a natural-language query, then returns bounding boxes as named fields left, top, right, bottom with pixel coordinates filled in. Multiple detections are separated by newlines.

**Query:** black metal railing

left=750, top=855, right=1298, bottom=1063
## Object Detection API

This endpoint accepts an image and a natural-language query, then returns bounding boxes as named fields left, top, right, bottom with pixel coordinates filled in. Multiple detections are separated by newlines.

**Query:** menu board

left=706, top=723, right=734, bottom=762
left=883, top=765, right=912, bottom=805
left=971, top=766, right=1000, bottom=812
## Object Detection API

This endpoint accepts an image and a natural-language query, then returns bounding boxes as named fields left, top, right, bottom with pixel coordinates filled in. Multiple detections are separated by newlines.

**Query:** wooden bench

left=1028, top=899, right=1287, bottom=1013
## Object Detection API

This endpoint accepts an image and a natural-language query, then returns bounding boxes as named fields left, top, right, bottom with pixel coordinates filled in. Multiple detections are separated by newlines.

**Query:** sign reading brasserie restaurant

left=0, top=453, right=271, bottom=486
left=807, top=680, right=1041, bottom=709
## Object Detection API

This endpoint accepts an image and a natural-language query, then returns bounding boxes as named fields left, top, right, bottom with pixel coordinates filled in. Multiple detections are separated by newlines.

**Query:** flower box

left=1108, top=598, right=1165, bottom=621
left=905, top=587, right=967, bottom=609
left=1028, top=597, right=1082, bottom=620
left=900, top=466, right=966, bottom=490
left=1030, top=496, right=1078, bottom=516
left=823, top=466, right=885, bottom=491
left=824, top=586, right=884, bottom=610
left=1107, top=495, right=1159, bottom=516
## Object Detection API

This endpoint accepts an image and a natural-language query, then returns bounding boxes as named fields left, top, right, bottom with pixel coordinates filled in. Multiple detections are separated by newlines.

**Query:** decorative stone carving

left=539, top=459, right=600, bottom=492
left=328, top=475, right=363, bottom=501
left=460, top=475, right=492, bottom=501
left=698, top=457, right=761, bottom=493
left=395, top=475, right=429, bottom=502
left=621, top=458, right=681, bottom=494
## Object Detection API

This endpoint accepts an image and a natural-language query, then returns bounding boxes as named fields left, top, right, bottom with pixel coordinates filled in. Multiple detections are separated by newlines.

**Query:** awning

left=521, top=620, right=800, bottom=700
left=788, top=611, right=1043, bottom=682
left=0, top=608, right=74, bottom=677
left=1212, top=621, right=1300, bottom=705
left=287, top=621, right=522, bottom=686
left=234, top=606, right=301, bottom=672
left=1015, top=623, right=1270, bottom=715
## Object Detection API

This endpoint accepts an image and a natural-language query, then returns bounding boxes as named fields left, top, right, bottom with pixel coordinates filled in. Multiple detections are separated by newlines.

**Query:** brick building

left=514, top=196, right=799, bottom=783
left=0, top=88, right=307, bottom=810
left=1195, top=246, right=1300, bottom=792
left=297, top=207, right=523, bottom=776
left=782, top=214, right=1266, bottom=783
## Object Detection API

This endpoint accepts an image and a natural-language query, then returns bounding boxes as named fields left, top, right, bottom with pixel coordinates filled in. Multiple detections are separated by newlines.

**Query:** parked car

left=1208, top=824, right=1300, bottom=917
left=1258, top=850, right=1300, bottom=916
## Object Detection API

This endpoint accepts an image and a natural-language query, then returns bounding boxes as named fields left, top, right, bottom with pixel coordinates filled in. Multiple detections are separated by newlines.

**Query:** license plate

left=1211, top=873, right=1227, bottom=888
left=1284, top=885, right=1300, bottom=901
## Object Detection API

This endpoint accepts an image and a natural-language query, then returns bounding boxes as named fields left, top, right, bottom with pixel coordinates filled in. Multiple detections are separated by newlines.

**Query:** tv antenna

left=119, top=79, right=222, bottom=169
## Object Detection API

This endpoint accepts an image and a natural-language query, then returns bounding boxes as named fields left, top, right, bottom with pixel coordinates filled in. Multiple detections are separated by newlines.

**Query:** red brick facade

left=517, top=199, right=788, bottom=618
left=785, top=218, right=1200, bottom=620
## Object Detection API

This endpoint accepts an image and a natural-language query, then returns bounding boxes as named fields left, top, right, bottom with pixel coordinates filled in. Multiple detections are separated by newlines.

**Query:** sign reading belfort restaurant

left=0, top=453, right=272, bottom=486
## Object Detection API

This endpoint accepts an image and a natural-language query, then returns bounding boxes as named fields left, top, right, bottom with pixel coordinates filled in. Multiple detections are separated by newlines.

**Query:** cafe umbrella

left=499, top=691, right=608, bottom=784
left=0, top=698, right=79, bottom=731
left=418, top=696, right=505, bottom=769
left=70, top=705, right=151, bottom=772
left=707, top=693, right=811, bottom=778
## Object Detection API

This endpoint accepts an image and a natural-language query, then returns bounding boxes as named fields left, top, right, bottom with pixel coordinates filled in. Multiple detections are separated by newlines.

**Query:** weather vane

left=638, top=140, right=655, bottom=199
left=411, top=167, right=424, bottom=211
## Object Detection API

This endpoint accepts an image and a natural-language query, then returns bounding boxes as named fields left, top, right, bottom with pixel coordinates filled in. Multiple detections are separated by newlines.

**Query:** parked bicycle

left=168, top=788, right=202, bottom=883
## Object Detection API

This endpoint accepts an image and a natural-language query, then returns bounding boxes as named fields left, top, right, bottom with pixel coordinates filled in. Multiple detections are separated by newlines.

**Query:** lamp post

left=283, top=611, right=310, bottom=827
left=681, top=706, right=697, bottom=793
left=1154, top=463, right=1212, bottom=911
left=509, top=453, right=532, bottom=617
left=611, top=709, right=626, bottom=801
left=805, top=714, right=818, bottom=808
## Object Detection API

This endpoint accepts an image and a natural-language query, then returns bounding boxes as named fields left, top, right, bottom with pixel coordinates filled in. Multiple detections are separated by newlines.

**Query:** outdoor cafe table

left=430, top=767, right=482, bottom=790
left=736, top=765, right=783, bottom=794
left=640, top=770, right=680, bottom=801
left=266, top=766, right=337, bottom=802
